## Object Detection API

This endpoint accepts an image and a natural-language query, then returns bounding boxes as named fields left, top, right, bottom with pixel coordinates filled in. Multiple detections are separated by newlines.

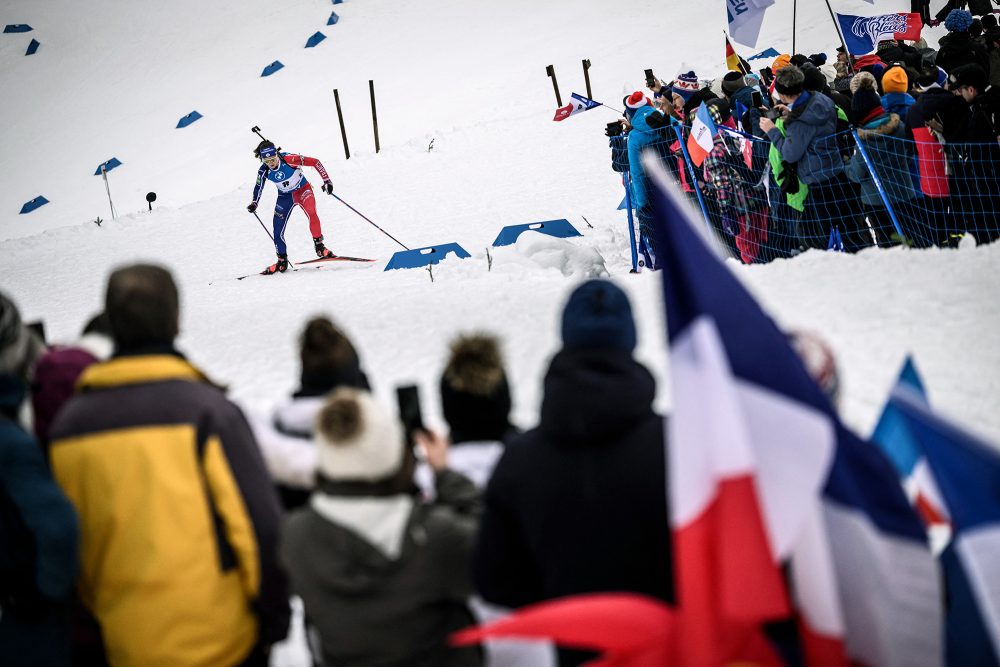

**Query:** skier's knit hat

left=671, top=72, right=700, bottom=102
left=882, top=66, right=909, bottom=94
left=440, top=334, right=512, bottom=444
left=721, top=71, right=747, bottom=95
left=315, top=388, right=404, bottom=482
left=944, top=9, right=974, bottom=33
left=561, top=280, right=636, bottom=353
left=771, top=53, right=792, bottom=72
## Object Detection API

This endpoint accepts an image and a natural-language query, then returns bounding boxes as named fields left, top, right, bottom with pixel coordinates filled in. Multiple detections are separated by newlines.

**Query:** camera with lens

left=605, top=120, right=625, bottom=137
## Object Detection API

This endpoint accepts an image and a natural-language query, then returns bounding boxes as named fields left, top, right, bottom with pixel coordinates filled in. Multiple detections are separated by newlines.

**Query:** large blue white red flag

left=553, top=92, right=600, bottom=122
left=888, top=388, right=1000, bottom=666
left=836, top=12, right=923, bottom=55
left=644, top=154, right=943, bottom=666
left=727, top=0, right=775, bottom=47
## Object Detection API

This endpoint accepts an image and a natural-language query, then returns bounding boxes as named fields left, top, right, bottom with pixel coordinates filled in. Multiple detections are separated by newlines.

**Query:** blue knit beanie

left=561, top=280, right=636, bottom=353
left=945, top=9, right=974, bottom=33
left=672, top=71, right=700, bottom=102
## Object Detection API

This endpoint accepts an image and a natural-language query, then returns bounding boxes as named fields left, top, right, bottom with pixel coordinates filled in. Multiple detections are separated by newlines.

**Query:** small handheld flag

left=836, top=12, right=923, bottom=55
left=553, top=93, right=600, bottom=122
left=686, top=104, right=717, bottom=167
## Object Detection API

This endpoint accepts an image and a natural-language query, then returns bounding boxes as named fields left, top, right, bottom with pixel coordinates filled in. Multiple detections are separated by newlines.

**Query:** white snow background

left=1, top=0, right=998, bottom=445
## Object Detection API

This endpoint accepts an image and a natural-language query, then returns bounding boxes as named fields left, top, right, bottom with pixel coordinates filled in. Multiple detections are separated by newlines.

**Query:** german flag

left=725, top=34, right=751, bottom=74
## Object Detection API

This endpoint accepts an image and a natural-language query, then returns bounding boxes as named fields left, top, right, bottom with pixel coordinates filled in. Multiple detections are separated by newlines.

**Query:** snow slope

left=2, top=0, right=997, bottom=452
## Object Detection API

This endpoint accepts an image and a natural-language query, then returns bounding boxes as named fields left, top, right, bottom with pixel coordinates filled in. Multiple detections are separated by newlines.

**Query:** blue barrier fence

left=615, top=120, right=1000, bottom=265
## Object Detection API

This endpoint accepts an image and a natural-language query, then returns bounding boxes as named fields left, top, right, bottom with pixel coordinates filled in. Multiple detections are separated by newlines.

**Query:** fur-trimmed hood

left=856, top=112, right=901, bottom=140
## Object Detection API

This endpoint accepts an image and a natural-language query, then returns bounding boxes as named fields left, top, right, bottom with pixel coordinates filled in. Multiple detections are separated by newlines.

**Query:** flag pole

left=792, top=0, right=797, bottom=54
left=822, top=0, right=854, bottom=72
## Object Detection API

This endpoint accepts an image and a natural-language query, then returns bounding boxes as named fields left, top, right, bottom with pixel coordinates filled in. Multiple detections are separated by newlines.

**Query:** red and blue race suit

left=252, top=153, right=331, bottom=255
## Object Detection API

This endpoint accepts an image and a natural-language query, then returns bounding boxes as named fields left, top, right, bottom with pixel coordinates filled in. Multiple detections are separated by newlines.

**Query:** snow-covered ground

left=2, top=0, right=996, bottom=451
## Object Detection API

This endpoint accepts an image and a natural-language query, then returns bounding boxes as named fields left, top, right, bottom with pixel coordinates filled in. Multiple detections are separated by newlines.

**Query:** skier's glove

left=247, top=202, right=258, bottom=213
left=322, top=181, right=333, bottom=195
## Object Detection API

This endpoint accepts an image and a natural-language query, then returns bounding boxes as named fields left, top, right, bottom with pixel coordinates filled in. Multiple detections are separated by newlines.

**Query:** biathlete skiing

left=248, top=140, right=338, bottom=275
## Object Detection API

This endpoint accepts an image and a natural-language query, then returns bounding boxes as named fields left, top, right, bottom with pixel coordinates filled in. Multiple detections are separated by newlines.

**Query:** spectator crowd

left=609, top=8, right=1000, bottom=267
left=0, top=264, right=674, bottom=667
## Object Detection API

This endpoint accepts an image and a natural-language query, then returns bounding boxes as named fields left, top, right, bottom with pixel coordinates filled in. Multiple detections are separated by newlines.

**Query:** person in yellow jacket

left=49, top=264, right=289, bottom=667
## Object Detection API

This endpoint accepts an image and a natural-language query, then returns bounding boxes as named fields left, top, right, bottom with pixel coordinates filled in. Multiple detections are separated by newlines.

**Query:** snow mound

left=490, top=232, right=608, bottom=278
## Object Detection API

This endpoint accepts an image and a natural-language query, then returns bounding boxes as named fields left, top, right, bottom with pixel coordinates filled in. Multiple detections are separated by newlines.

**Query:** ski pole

left=326, top=192, right=410, bottom=250
left=250, top=209, right=295, bottom=267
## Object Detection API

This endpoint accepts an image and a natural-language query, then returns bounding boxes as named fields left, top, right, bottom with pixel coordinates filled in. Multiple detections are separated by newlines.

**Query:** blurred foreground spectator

left=282, top=388, right=482, bottom=666
left=0, top=292, right=78, bottom=667
left=474, top=280, right=672, bottom=665
left=49, top=264, right=289, bottom=666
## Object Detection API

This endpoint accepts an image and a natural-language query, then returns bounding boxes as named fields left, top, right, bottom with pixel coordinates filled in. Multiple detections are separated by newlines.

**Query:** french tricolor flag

left=645, top=155, right=943, bottom=666
left=686, top=103, right=716, bottom=167
left=872, top=357, right=950, bottom=530
left=553, top=92, right=600, bottom=122
left=888, top=387, right=1000, bottom=666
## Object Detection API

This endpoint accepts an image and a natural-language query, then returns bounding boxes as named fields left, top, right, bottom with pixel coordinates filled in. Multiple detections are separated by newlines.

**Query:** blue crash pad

left=327, top=11, right=340, bottom=25
left=492, top=219, right=583, bottom=247
left=384, top=243, right=471, bottom=271
left=176, top=111, right=203, bottom=129
left=25, top=38, right=39, bottom=55
left=305, top=32, right=326, bottom=48
left=20, top=196, right=49, bottom=214
left=3, top=24, right=32, bottom=33
left=261, top=60, right=284, bottom=77
left=748, top=47, right=781, bottom=61
left=94, top=158, right=122, bottom=175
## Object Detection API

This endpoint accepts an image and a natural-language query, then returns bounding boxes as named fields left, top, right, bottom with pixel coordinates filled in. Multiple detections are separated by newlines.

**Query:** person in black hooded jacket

left=473, top=279, right=672, bottom=665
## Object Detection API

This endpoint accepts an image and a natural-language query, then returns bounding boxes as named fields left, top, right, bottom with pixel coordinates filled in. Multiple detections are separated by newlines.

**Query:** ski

left=231, top=257, right=376, bottom=281
left=297, top=254, right=377, bottom=265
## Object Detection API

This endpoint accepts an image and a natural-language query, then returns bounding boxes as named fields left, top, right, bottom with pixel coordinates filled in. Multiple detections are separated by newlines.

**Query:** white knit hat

left=819, top=64, right=838, bottom=87
left=315, top=388, right=404, bottom=481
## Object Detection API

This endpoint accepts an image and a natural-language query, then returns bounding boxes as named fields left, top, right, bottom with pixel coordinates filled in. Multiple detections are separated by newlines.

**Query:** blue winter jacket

left=846, top=112, right=916, bottom=207
left=0, top=374, right=79, bottom=665
left=627, top=106, right=666, bottom=209
left=881, top=92, right=916, bottom=119
left=765, top=91, right=843, bottom=185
